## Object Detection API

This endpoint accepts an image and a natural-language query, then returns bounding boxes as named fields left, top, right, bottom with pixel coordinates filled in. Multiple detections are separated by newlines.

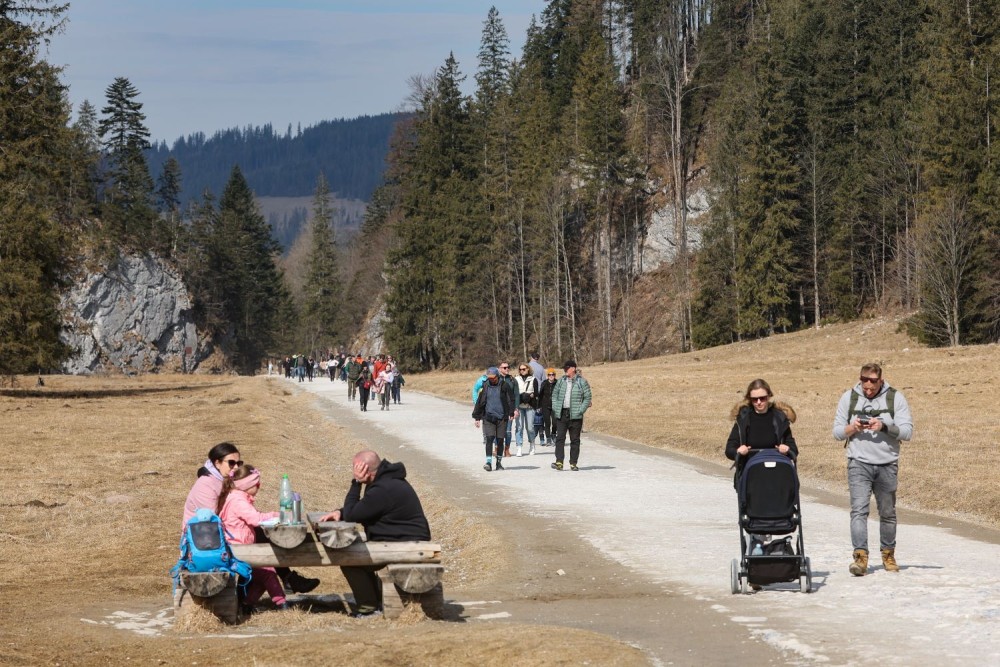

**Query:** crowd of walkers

left=472, top=352, right=593, bottom=472
left=275, top=352, right=404, bottom=412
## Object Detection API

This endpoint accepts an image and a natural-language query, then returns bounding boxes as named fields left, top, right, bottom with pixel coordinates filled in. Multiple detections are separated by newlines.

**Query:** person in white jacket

left=513, top=363, right=540, bottom=456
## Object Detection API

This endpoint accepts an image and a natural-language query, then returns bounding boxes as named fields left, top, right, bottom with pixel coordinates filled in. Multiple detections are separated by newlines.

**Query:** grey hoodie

left=833, top=381, right=913, bottom=465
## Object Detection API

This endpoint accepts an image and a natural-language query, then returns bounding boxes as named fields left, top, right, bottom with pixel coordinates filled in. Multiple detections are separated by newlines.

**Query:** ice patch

left=476, top=612, right=512, bottom=620
left=82, top=609, right=174, bottom=637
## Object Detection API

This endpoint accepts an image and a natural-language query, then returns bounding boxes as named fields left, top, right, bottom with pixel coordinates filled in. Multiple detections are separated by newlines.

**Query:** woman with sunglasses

left=725, top=379, right=798, bottom=466
left=181, top=442, right=319, bottom=594
left=725, top=379, right=798, bottom=556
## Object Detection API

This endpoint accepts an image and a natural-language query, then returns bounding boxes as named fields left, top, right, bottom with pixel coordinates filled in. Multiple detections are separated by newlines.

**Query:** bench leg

left=378, top=571, right=444, bottom=620
left=173, top=576, right=241, bottom=624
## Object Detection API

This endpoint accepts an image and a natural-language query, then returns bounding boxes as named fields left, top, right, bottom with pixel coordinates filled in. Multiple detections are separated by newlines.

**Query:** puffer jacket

left=550, top=374, right=592, bottom=420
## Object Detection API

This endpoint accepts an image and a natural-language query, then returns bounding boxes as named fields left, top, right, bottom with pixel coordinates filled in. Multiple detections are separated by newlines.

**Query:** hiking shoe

left=551, top=462, right=563, bottom=470
left=484, top=461, right=492, bottom=471
left=849, top=549, right=869, bottom=576
left=351, top=609, right=383, bottom=619
left=495, top=460, right=504, bottom=470
left=504, top=447, right=511, bottom=457
left=283, top=571, right=320, bottom=594
left=570, top=464, right=579, bottom=471
left=881, top=548, right=899, bottom=572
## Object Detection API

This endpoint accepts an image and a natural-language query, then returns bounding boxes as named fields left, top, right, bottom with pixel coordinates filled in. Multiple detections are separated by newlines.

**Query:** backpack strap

left=848, top=387, right=896, bottom=419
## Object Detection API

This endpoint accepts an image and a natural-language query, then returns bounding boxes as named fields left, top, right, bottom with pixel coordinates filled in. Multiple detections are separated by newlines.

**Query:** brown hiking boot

left=849, top=549, right=868, bottom=576
left=881, top=548, right=899, bottom=572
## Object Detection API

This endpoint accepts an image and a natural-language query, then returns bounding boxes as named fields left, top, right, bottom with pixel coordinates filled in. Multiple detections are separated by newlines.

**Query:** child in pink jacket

left=217, top=464, right=288, bottom=612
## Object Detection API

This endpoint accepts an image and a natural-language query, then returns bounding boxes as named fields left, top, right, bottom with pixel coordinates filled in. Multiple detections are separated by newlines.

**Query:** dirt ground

left=407, top=317, right=1000, bottom=528
left=0, top=376, right=647, bottom=666
left=2, top=316, right=997, bottom=665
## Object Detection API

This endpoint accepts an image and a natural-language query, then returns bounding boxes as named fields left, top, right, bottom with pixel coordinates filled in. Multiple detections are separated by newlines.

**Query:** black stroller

left=730, top=448, right=812, bottom=593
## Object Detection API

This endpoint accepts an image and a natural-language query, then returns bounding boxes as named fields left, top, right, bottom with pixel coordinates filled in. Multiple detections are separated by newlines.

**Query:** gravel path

left=293, top=377, right=1000, bottom=665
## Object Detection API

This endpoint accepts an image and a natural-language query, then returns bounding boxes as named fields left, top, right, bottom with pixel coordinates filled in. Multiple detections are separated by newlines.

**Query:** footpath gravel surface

left=294, top=377, right=1000, bottom=665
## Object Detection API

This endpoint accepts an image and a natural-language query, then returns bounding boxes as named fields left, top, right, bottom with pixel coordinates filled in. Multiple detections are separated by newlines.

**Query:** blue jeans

left=847, top=459, right=898, bottom=551
left=515, top=408, right=536, bottom=446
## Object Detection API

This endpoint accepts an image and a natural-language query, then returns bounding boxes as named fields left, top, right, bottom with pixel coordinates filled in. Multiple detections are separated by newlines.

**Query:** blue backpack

left=171, top=508, right=253, bottom=591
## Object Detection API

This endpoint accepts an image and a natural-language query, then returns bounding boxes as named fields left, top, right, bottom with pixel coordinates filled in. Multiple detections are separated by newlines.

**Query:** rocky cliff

left=60, top=254, right=204, bottom=374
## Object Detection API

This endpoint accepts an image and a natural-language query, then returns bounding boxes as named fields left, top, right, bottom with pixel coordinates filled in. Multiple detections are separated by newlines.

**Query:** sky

left=48, top=1, right=535, bottom=145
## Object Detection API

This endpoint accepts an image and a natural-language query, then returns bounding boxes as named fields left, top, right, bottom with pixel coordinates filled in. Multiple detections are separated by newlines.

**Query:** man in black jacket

left=472, top=366, right=516, bottom=471
left=318, top=450, right=430, bottom=616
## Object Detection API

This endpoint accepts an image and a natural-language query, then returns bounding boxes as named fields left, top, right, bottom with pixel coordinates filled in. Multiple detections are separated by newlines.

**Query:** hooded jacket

left=340, top=459, right=431, bottom=542
left=833, top=380, right=913, bottom=465
left=472, top=377, right=515, bottom=422
left=724, top=401, right=798, bottom=461
left=219, top=490, right=279, bottom=545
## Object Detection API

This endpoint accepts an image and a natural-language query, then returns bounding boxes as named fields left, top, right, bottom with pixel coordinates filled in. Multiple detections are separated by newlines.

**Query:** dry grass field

left=0, top=375, right=646, bottom=666
left=407, top=317, right=1000, bottom=528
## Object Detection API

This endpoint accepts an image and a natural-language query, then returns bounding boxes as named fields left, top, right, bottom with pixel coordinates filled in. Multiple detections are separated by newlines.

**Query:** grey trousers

left=847, top=458, right=898, bottom=551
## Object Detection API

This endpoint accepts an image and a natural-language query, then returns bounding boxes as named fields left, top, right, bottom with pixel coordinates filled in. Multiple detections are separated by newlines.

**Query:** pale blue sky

left=49, top=1, right=535, bottom=144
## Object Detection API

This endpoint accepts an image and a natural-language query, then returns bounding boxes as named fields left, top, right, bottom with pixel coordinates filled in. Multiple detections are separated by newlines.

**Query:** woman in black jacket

left=725, top=378, right=797, bottom=558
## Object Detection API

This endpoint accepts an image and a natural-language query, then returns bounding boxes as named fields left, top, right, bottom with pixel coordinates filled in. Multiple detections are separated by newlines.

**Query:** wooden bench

left=172, top=513, right=443, bottom=623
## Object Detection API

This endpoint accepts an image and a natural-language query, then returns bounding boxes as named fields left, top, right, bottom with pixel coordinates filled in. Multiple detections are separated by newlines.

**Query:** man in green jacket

left=550, top=360, right=593, bottom=471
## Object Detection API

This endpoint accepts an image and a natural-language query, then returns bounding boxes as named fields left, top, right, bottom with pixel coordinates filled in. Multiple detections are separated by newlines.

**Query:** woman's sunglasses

left=224, top=460, right=244, bottom=468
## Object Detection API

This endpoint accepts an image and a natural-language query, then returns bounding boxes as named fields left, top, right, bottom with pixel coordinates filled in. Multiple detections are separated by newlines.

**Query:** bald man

left=319, top=450, right=430, bottom=617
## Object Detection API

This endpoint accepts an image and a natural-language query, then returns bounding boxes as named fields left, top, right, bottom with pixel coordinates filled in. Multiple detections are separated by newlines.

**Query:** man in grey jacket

left=833, top=362, right=913, bottom=576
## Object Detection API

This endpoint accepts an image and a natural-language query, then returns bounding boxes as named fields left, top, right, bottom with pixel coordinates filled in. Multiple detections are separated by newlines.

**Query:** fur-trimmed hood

left=730, top=400, right=797, bottom=423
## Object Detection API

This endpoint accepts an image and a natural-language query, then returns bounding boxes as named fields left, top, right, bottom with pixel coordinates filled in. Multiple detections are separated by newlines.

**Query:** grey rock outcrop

left=60, top=254, right=202, bottom=374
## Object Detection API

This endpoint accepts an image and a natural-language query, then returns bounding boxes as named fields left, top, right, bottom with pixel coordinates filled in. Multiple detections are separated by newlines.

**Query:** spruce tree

left=0, top=2, right=73, bottom=377
left=215, top=166, right=289, bottom=373
left=302, top=172, right=342, bottom=351
left=99, top=76, right=155, bottom=246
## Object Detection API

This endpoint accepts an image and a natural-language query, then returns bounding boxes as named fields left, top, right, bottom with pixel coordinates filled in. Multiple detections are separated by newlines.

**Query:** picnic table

left=173, top=512, right=443, bottom=623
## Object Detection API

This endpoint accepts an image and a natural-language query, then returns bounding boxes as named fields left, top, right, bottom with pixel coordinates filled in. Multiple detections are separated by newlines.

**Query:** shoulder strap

left=848, top=387, right=896, bottom=418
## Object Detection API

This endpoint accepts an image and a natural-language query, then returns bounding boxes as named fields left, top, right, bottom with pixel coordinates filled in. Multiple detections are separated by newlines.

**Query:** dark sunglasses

left=519, top=367, right=528, bottom=371
left=750, top=396, right=769, bottom=403
left=224, top=460, right=244, bottom=468
left=860, top=376, right=881, bottom=384
left=547, top=373, right=556, bottom=376
left=499, top=365, right=509, bottom=369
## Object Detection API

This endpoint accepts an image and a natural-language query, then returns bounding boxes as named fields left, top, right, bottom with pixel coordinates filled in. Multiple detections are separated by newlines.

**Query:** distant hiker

left=181, top=442, right=318, bottom=594
left=217, top=463, right=290, bottom=612
left=550, top=360, right=592, bottom=472
left=497, top=362, right=517, bottom=458
left=473, top=366, right=515, bottom=471
left=267, top=360, right=273, bottom=376
left=391, top=368, right=405, bottom=404
left=283, top=356, right=292, bottom=378
left=513, top=362, right=540, bottom=456
left=538, top=368, right=557, bottom=446
left=317, top=450, right=430, bottom=617
left=833, top=362, right=913, bottom=576
left=347, top=355, right=362, bottom=400
left=528, top=351, right=546, bottom=386
left=328, top=356, right=338, bottom=381
left=357, top=363, right=373, bottom=412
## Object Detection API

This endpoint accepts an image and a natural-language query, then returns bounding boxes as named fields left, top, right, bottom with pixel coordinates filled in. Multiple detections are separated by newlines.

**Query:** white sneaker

left=516, top=447, right=523, bottom=457
left=528, top=445, right=535, bottom=455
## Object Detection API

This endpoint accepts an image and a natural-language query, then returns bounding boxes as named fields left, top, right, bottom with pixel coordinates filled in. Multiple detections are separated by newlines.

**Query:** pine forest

left=3, top=1, right=1000, bottom=377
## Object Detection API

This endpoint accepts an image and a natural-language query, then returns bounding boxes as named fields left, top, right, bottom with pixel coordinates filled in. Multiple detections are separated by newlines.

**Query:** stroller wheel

left=799, top=557, right=812, bottom=594
left=730, top=558, right=740, bottom=594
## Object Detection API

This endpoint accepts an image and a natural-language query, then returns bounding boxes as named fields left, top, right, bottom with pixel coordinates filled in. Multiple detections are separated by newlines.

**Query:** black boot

left=282, top=570, right=320, bottom=594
